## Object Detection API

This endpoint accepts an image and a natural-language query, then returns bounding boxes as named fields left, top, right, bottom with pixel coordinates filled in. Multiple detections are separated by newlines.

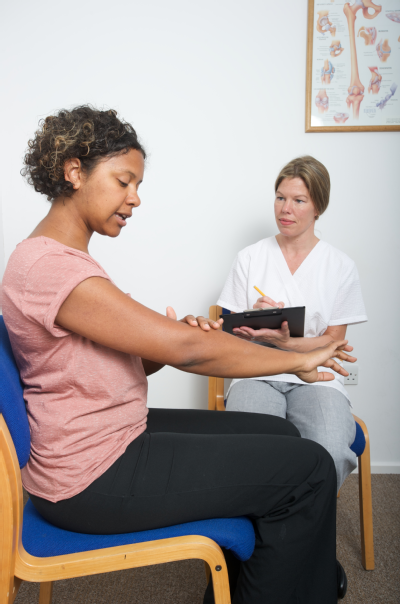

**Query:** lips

left=115, top=212, right=130, bottom=227
left=279, top=219, right=295, bottom=225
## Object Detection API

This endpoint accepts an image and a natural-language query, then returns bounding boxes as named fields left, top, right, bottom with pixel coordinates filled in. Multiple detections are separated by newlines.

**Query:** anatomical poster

left=306, top=0, right=400, bottom=131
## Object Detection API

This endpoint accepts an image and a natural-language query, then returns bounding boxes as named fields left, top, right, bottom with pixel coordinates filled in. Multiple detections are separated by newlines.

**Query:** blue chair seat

left=23, top=499, right=255, bottom=561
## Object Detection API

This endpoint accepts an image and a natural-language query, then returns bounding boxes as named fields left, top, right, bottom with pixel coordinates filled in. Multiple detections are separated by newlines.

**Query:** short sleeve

left=329, top=260, right=368, bottom=326
left=217, top=251, right=250, bottom=312
left=22, top=250, right=111, bottom=337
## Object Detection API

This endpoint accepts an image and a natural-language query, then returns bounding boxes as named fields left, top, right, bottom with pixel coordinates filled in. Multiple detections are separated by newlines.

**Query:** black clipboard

left=221, top=307, right=305, bottom=337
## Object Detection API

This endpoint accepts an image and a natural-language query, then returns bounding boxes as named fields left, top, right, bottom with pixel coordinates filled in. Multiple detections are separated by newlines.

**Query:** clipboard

left=221, top=307, right=305, bottom=337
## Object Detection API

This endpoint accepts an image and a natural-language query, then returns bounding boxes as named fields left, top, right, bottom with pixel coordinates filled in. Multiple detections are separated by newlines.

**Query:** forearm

left=279, top=334, right=335, bottom=353
left=171, top=329, right=304, bottom=378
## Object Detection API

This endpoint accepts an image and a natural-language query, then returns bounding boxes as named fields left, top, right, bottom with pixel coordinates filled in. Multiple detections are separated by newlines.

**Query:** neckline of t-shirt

left=272, top=236, right=325, bottom=278
left=21, top=236, right=92, bottom=258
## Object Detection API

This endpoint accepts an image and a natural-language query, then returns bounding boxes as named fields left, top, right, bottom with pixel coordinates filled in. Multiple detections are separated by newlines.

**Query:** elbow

left=168, top=335, right=211, bottom=371
left=171, top=347, right=204, bottom=370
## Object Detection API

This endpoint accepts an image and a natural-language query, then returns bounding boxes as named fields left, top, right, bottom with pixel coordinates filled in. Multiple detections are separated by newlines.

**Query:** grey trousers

left=226, top=380, right=357, bottom=491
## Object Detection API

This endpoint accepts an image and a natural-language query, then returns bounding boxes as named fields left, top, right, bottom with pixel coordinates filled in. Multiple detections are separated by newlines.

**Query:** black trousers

left=29, top=409, right=337, bottom=604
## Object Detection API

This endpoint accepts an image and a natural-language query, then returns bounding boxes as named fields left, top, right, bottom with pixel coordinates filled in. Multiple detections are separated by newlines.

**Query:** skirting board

left=352, top=463, right=400, bottom=474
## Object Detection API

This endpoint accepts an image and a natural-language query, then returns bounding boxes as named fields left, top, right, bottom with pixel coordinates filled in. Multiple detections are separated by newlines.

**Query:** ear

left=64, top=158, right=83, bottom=190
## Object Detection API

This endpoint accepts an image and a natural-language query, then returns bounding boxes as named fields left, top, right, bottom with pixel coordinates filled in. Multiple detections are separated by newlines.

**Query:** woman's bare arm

left=141, top=307, right=224, bottom=376
left=234, top=295, right=353, bottom=355
left=233, top=324, right=350, bottom=353
left=56, top=277, right=353, bottom=382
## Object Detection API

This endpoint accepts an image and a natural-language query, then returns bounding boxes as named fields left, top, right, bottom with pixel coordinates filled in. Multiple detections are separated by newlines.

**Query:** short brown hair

left=22, top=105, right=146, bottom=202
left=274, top=156, right=330, bottom=219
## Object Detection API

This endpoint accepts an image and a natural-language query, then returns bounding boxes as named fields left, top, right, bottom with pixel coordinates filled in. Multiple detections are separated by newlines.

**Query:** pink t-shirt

left=2, top=237, right=148, bottom=503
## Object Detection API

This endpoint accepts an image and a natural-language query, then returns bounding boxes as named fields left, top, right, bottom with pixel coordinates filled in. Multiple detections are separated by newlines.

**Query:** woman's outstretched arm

left=56, top=277, right=354, bottom=383
left=233, top=322, right=350, bottom=353
left=233, top=295, right=354, bottom=354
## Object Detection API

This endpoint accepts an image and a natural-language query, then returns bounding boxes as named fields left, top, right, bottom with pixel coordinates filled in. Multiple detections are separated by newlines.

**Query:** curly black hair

left=22, top=106, right=146, bottom=201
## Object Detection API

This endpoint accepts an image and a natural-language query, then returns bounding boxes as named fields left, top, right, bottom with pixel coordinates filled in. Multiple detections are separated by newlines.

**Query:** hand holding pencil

left=253, top=286, right=285, bottom=310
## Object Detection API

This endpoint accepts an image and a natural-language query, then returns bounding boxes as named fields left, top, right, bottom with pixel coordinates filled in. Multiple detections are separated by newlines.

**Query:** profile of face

left=64, top=148, right=145, bottom=238
left=274, top=177, right=318, bottom=238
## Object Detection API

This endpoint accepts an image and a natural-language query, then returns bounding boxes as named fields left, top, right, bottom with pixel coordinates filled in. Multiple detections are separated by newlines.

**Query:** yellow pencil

left=254, top=285, right=266, bottom=298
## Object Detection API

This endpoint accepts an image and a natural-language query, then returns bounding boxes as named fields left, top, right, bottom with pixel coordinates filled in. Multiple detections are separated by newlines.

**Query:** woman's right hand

left=295, top=340, right=356, bottom=383
left=253, top=296, right=285, bottom=309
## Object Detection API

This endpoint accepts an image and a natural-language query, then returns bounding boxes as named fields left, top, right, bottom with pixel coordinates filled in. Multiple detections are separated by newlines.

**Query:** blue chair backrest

left=0, top=316, right=31, bottom=468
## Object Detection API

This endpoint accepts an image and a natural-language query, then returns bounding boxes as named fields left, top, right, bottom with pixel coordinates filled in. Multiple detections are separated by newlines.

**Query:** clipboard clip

left=244, top=308, right=282, bottom=318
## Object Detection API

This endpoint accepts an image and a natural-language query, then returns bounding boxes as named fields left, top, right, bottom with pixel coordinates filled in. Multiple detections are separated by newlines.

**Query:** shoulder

left=318, top=241, right=357, bottom=272
left=236, top=237, right=274, bottom=261
left=4, top=237, right=108, bottom=291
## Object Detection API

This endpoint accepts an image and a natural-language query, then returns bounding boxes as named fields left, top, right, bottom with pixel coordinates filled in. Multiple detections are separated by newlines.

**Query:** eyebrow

left=117, top=170, right=137, bottom=178
left=116, top=169, right=143, bottom=184
left=276, top=190, right=308, bottom=199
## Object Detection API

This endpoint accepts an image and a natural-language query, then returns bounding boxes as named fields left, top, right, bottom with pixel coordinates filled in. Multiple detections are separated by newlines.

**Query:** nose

left=127, top=189, right=141, bottom=208
left=281, top=199, right=292, bottom=213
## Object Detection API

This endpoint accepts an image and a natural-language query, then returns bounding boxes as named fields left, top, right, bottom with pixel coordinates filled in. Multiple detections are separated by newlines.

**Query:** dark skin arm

left=233, top=296, right=353, bottom=354
left=55, top=277, right=355, bottom=383
left=141, top=307, right=223, bottom=376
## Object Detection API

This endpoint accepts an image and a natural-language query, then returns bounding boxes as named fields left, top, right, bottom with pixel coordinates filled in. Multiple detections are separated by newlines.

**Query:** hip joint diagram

left=317, top=11, right=337, bottom=36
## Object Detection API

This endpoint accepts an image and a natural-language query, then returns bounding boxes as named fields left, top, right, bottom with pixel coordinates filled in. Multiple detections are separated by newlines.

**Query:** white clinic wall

left=0, top=0, right=399, bottom=471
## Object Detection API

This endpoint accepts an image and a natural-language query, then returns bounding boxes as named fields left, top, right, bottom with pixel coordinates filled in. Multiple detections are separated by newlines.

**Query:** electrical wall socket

left=344, top=364, right=358, bottom=385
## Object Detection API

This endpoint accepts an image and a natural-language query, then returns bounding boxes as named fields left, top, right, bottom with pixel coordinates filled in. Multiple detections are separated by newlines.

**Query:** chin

left=97, top=227, right=122, bottom=238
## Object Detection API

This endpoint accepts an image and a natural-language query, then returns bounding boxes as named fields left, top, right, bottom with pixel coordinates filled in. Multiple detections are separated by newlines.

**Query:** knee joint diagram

left=321, top=60, right=335, bottom=84
left=334, top=113, right=349, bottom=123
left=315, top=90, right=329, bottom=113
left=376, top=39, right=391, bottom=62
left=368, top=67, right=382, bottom=94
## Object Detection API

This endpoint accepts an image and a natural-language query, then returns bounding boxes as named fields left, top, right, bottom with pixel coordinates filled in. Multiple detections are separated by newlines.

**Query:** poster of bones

left=306, top=0, right=400, bottom=131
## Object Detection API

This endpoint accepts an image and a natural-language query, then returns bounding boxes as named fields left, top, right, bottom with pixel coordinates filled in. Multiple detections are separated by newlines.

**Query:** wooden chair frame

left=208, top=305, right=374, bottom=571
left=0, top=414, right=231, bottom=604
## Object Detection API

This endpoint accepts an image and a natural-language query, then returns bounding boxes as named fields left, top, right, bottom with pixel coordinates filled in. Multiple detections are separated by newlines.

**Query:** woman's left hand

left=233, top=321, right=291, bottom=347
left=166, top=307, right=223, bottom=331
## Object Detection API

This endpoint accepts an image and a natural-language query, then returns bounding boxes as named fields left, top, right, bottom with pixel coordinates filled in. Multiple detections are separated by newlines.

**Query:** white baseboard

left=352, top=462, right=400, bottom=474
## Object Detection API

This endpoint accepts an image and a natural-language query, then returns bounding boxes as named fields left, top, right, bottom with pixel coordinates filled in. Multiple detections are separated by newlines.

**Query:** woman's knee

left=299, top=437, right=338, bottom=485
left=303, top=430, right=357, bottom=491
left=225, top=410, right=301, bottom=437
left=227, top=379, right=286, bottom=418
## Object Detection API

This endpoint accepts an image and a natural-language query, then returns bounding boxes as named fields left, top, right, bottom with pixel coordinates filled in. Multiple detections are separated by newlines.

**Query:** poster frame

left=305, top=0, right=400, bottom=133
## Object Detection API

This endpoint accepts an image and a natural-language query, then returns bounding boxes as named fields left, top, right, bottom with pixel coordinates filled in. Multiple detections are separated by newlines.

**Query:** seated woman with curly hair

left=2, top=105, right=354, bottom=604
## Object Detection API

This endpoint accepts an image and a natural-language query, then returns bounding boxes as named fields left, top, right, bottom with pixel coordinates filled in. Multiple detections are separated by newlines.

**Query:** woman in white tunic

left=217, top=156, right=367, bottom=491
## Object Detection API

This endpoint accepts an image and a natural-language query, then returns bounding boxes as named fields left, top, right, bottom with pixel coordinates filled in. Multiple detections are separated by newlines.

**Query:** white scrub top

left=217, top=236, right=368, bottom=400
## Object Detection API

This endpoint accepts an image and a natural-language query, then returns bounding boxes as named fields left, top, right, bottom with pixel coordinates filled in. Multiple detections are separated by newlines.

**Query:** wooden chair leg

left=358, top=453, right=374, bottom=570
left=39, top=582, right=53, bottom=604
left=209, top=561, right=231, bottom=604
left=353, top=416, right=374, bottom=570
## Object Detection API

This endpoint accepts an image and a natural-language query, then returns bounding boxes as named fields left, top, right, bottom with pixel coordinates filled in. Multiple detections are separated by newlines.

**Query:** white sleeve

left=329, top=260, right=368, bottom=326
left=217, top=251, right=250, bottom=313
